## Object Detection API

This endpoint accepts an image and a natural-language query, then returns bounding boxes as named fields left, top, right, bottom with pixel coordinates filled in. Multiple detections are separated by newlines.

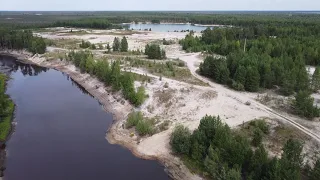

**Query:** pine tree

left=245, top=66, right=260, bottom=92
left=112, top=37, right=120, bottom=52
left=120, top=36, right=128, bottom=52
left=312, top=66, right=320, bottom=91
left=234, top=65, right=247, bottom=86
left=310, top=159, right=320, bottom=180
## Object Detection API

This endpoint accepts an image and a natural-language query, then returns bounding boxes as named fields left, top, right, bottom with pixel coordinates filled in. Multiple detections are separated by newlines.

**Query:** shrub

left=170, top=125, right=191, bottom=155
left=136, top=120, right=154, bottom=136
left=249, top=120, right=269, bottom=134
left=252, top=128, right=263, bottom=147
left=231, top=80, right=245, bottom=91
left=126, top=111, right=143, bottom=128
left=79, top=40, right=91, bottom=48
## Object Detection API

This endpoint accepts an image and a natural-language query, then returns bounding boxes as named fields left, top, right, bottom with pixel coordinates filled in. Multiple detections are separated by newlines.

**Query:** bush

left=231, top=80, right=245, bottom=91
left=170, top=125, right=191, bottom=155
left=249, top=120, right=269, bottom=134
left=79, top=40, right=91, bottom=48
left=136, top=120, right=154, bottom=136
left=126, top=111, right=143, bottom=128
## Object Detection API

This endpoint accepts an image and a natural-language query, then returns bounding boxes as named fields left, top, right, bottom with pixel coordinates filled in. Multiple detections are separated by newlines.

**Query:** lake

left=0, top=55, right=169, bottom=180
left=128, top=23, right=214, bottom=32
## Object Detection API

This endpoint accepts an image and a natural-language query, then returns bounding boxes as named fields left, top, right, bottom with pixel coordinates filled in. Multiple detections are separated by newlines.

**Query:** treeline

left=0, top=74, right=14, bottom=141
left=0, top=28, right=46, bottom=54
left=170, top=115, right=320, bottom=180
left=145, top=44, right=166, bottom=59
left=66, top=51, right=145, bottom=106
left=53, top=18, right=123, bottom=29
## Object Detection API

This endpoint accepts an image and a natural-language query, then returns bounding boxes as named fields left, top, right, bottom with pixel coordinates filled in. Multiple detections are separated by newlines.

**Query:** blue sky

left=1, top=0, right=320, bottom=11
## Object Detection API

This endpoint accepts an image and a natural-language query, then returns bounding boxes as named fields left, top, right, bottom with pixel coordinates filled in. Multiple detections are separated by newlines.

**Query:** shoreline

left=0, top=50, right=197, bottom=180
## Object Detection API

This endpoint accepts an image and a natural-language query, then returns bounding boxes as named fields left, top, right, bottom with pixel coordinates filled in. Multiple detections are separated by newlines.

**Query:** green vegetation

left=112, top=37, right=120, bottom=52
left=44, top=38, right=81, bottom=49
left=126, top=111, right=143, bottom=128
left=312, top=67, right=320, bottom=92
left=125, top=111, right=154, bottom=136
left=125, top=58, right=206, bottom=86
left=162, top=38, right=175, bottom=45
left=181, top=17, right=319, bottom=94
left=66, top=51, right=146, bottom=107
left=0, top=28, right=46, bottom=54
left=294, top=91, right=320, bottom=119
left=120, top=36, right=128, bottom=52
left=170, top=115, right=320, bottom=180
left=79, top=40, right=97, bottom=49
left=145, top=44, right=166, bottom=59
left=151, top=19, right=161, bottom=24
left=0, top=74, right=14, bottom=141
left=53, top=18, right=122, bottom=29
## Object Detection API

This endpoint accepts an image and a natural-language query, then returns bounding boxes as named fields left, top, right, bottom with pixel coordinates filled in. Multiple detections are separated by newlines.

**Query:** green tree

left=252, top=128, right=263, bottom=147
left=112, top=37, right=120, bottom=52
left=234, top=65, right=247, bottom=86
left=120, top=36, right=128, bottom=52
left=170, top=125, right=191, bottom=155
left=310, top=158, right=320, bottom=180
left=245, top=66, right=260, bottom=92
left=312, top=66, right=320, bottom=91
left=294, top=90, right=320, bottom=118
left=279, top=139, right=303, bottom=180
left=249, top=145, right=268, bottom=180
left=106, top=43, right=111, bottom=53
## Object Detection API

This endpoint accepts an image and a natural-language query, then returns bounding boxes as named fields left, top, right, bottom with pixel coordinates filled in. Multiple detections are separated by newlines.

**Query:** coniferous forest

left=171, top=116, right=320, bottom=180
left=0, top=28, right=46, bottom=54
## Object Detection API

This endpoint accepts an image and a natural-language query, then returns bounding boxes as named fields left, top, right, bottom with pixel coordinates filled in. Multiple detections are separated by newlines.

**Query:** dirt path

left=178, top=53, right=320, bottom=143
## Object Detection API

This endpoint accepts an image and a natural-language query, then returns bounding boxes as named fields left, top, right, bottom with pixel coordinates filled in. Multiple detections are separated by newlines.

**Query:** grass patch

left=125, top=58, right=207, bottom=86
left=45, top=38, right=82, bottom=49
left=0, top=101, right=14, bottom=141
left=126, top=112, right=171, bottom=136
left=127, top=72, right=153, bottom=83
left=44, top=51, right=66, bottom=61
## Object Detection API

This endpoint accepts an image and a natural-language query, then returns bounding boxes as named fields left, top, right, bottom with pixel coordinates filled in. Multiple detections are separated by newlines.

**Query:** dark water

left=0, top=55, right=169, bottom=180
left=128, top=23, right=213, bottom=32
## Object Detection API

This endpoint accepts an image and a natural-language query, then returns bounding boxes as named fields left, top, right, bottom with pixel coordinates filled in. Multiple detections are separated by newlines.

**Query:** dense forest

left=171, top=115, right=320, bottom=180
left=53, top=18, right=123, bottom=29
left=66, top=51, right=145, bottom=107
left=0, top=28, right=46, bottom=54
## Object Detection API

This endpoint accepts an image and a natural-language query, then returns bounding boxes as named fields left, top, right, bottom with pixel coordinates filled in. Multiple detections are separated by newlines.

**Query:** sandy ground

left=3, top=27, right=320, bottom=179
left=36, top=28, right=200, bottom=52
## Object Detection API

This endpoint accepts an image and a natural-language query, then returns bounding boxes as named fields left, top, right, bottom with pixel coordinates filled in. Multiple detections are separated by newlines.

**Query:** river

left=0, top=55, right=169, bottom=180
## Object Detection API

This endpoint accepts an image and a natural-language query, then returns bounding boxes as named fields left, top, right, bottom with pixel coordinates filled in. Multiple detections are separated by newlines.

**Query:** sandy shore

left=0, top=50, right=199, bottom=180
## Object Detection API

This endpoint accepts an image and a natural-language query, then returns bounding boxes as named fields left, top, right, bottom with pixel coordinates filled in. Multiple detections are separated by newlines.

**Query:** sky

left=1, top=0, right=320, bottom=11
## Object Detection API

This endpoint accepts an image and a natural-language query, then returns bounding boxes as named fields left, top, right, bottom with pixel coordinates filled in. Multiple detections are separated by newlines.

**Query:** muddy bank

left=0, top=50, right=196, bottom=180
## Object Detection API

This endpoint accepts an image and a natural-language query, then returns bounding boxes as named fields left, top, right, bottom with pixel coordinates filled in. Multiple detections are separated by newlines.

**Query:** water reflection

left=0, top=55, right=48, bottom=77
